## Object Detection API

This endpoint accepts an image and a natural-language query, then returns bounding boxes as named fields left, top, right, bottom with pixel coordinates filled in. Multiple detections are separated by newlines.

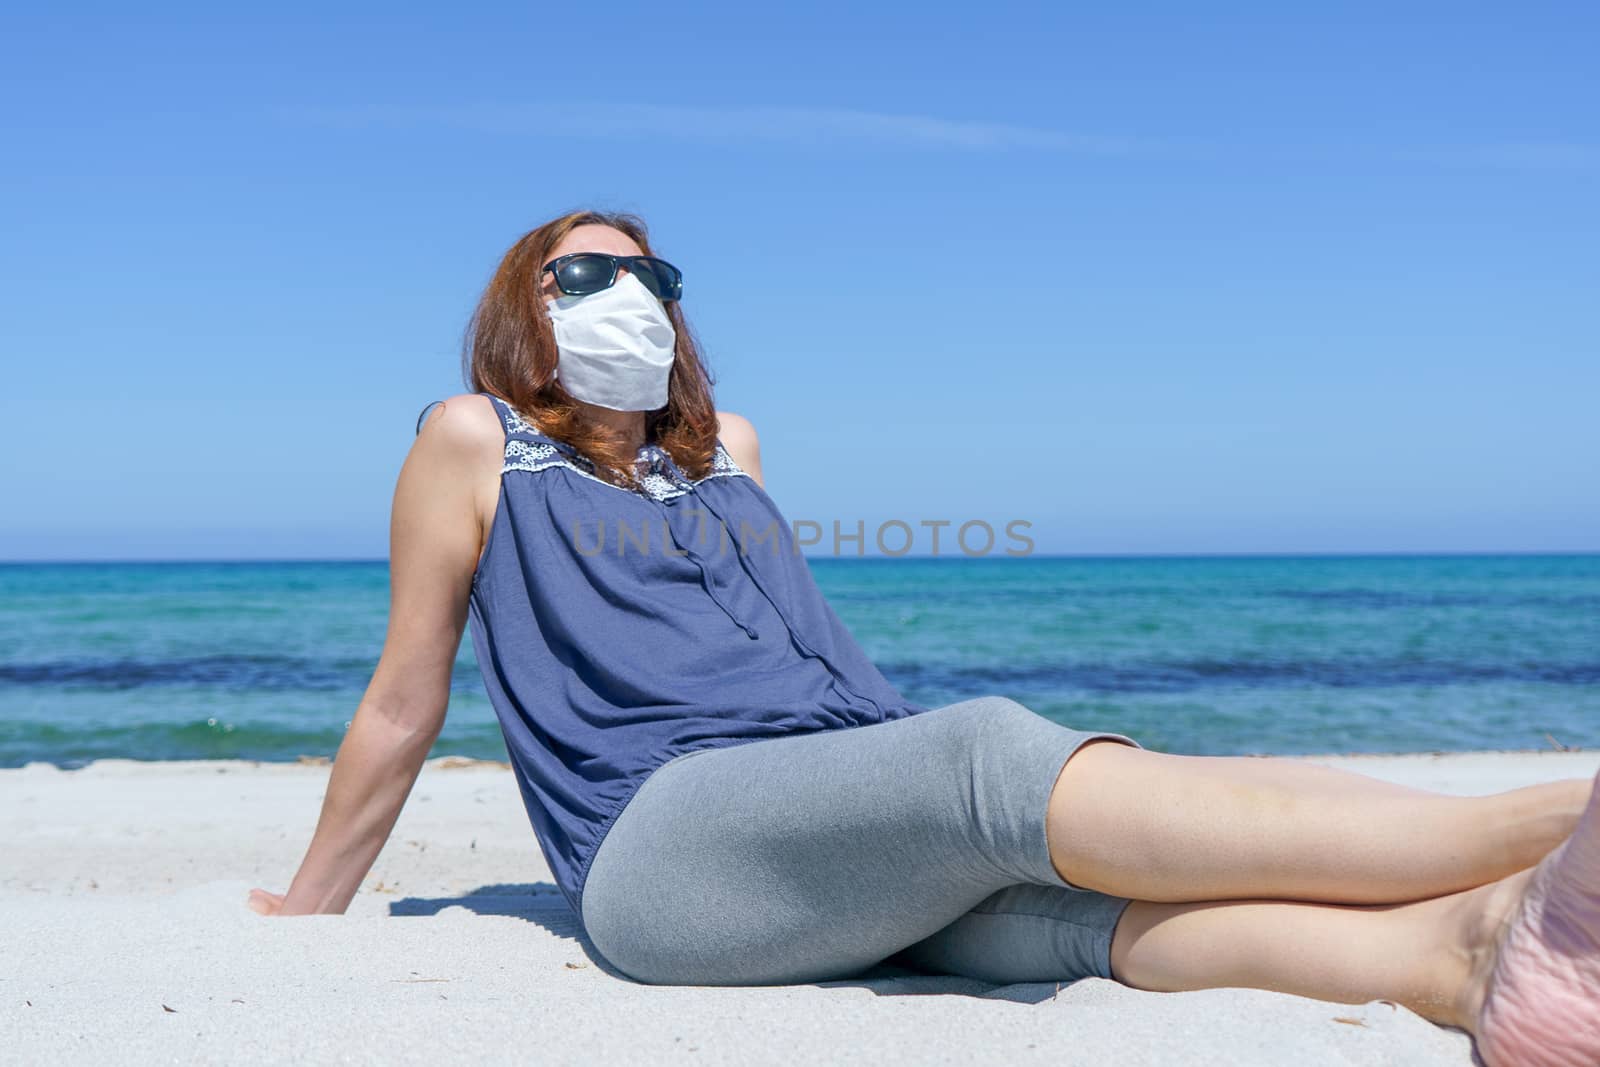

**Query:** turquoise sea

left=1, top=554, right=1596, bottom=769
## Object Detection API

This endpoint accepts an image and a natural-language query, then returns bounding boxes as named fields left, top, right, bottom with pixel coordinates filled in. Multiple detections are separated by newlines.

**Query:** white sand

left=5, top=748, right=1596, bottom=1065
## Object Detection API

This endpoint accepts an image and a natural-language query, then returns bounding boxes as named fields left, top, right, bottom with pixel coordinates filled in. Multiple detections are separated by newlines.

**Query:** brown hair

left=462, top=209, right=718, bottom=489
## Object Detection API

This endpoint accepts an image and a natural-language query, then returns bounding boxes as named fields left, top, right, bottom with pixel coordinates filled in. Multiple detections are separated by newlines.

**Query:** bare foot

left=1472, top=763, right=1600, bottom=1066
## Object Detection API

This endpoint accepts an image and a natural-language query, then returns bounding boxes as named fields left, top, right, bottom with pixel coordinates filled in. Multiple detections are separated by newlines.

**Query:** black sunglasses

left=542, top=253, right=683, bottom=303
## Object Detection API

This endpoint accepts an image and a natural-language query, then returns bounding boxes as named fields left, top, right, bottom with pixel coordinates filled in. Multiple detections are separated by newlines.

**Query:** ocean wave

left=0, top=654, right=484, bottom=693
left=875, top=658, right=1600, bottom=694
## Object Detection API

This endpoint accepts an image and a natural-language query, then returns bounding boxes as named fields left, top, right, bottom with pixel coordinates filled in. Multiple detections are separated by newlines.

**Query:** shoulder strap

left=479, top=392, right=568, bottom=448
left=414, top=400, right=445, bottom=436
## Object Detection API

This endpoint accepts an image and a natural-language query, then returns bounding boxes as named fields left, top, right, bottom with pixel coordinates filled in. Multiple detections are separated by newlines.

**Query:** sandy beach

left=5, top=748, right=1594, bottom=1065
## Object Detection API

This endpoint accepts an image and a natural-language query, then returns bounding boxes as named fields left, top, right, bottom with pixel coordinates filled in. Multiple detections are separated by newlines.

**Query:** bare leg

left=1210, top=753, right=1442, bottom=797
left=1107, top=868, right=1530, bottom=1031
left=1107, top=763, right=1600, bottom=1065
left=1047, top=740, right=1591, bottom=904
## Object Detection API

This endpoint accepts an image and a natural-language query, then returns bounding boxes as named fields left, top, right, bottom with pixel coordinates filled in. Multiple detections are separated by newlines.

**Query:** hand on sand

left=247, top=888, right=286, bottom=916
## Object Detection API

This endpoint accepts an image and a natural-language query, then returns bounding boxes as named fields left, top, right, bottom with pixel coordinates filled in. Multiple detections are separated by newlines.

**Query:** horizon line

left=3, top=549, right=1598, bottom=566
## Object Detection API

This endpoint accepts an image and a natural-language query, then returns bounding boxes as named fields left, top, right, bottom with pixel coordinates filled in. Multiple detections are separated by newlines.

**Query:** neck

left=575, top=399, right=649, bottom=454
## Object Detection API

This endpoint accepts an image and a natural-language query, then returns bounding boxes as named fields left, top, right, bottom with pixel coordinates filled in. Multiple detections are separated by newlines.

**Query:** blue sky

left=2, top=2, right=1595, bottom=559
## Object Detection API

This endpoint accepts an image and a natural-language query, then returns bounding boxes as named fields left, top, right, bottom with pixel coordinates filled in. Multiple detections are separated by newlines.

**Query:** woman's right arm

left=251, top=394, right=505, bottom=915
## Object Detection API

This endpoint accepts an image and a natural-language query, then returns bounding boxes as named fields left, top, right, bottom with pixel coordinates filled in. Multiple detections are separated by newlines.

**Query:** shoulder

left=715, top=411, right=759, bottom=448
left=415, top=393, right=506, bottom=456
left=412, top=394, right=507, bottom=496
left=715, top=411, right=764, bottom=487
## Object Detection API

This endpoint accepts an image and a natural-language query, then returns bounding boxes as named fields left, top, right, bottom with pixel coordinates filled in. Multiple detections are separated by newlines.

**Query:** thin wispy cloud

left=1390, top=141, right=1600, bottom=172
left=276, top=101, right=1598, bottom=173
left=277, top=101, right=1192, bottom=157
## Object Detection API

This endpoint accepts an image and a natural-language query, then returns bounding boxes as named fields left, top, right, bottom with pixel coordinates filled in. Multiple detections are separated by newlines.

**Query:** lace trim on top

left=492, top=397, right=748, bottom=502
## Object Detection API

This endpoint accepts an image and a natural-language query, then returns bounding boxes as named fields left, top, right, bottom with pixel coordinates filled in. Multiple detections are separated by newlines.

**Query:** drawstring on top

left=645, top=446, right=760, bottom=641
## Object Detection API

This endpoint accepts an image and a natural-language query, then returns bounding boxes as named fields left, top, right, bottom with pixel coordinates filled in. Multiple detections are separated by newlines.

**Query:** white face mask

left=545, top=270, right=677, bottom=412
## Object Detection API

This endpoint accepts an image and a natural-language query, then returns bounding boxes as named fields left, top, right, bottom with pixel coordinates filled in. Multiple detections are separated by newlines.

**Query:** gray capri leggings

left=581, top=695, right=1145, bottom=987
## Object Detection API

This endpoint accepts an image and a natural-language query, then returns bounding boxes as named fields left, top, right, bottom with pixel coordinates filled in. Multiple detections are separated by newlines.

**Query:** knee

left=957, top=694, right=1036, bottom=725
left=945, top=695, right=1045, bottom=753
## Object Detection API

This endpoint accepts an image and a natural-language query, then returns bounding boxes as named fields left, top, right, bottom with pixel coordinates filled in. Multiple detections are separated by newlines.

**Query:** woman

left=250, top=209, right=1599, bottom=1067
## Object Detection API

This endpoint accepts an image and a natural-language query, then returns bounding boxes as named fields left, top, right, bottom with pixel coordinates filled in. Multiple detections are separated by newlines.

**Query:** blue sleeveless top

left=462, top=392, right=930, bottom=923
